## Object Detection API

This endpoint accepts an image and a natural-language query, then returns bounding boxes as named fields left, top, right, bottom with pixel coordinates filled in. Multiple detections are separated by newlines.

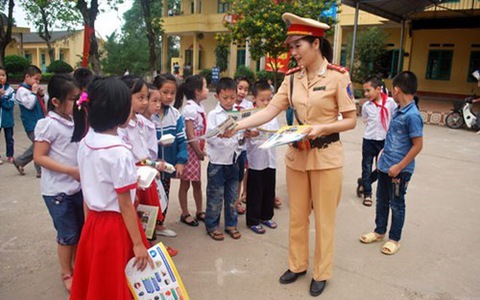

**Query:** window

left=25, top=53, right=31, bottom=63
left=218, top=1, right=230, bottom=13
left=380, top=50, right=400, bottom=79
left=467, top=51, right=480, bottom=82
left=340, top=47, right=347, bottom=67
left=60, top=52, right=65, bottom=61
left=236, top=49, right=246, bottom=68
left=426, top=50, right=453, bottom=80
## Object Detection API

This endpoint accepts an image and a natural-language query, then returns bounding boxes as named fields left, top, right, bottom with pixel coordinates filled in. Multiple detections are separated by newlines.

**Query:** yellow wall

left=411, top=28, right=480, bottom=95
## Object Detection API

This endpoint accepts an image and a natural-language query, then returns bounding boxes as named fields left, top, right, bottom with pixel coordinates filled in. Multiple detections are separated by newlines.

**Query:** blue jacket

left=0, top=84, right=15, bottom=128
left=16, top=84, right=46, bottom=132
left=152, top=105, right=188, bottom=178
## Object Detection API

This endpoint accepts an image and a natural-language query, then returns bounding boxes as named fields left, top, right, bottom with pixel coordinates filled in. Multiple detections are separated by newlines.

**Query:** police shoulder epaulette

left=285, top=66, right=302, bottom=76
left=327, top=63, right=348, bottom=74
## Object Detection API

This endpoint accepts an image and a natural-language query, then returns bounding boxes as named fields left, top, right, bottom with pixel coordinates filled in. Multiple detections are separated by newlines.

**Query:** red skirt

left=70, top=211, right=149, bottom=300
left=136, top=180, right=164, bottom=222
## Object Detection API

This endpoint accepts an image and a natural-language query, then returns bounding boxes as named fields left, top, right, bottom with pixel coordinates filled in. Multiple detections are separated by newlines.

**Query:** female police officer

left=226, top=13, right=357, bottom=296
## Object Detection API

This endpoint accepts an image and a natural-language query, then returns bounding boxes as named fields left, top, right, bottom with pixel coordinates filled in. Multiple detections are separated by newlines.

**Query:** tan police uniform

left=269, top=13, right=357, bottom=282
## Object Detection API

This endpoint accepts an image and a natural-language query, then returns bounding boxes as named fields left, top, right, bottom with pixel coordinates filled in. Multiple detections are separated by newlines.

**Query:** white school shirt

left=15, top=86, right=49, bottom=110
left=206, top=103, right=241, bottom=165
left=78, top=130, right=137, bottom=213
left=34, top=111, right=81, bottom=196
left=245, top=117, right=279, bottom=170
left=143, top=116, right=158, bottom=161
left=181, top=100, right=206, bottom=132
left=361, top=97, right=397, bottom=141
left=233, top=98, right=254, bottom=111
left=117, top=114, right=150, bottom=163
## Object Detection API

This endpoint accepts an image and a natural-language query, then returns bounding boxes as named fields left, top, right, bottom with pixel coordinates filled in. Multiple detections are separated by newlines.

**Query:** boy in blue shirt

left=360, top=71, right=423, bottom=255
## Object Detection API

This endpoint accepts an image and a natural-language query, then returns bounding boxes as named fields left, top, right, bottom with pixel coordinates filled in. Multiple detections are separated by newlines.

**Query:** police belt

left=292, top=133, right=340, bottom=150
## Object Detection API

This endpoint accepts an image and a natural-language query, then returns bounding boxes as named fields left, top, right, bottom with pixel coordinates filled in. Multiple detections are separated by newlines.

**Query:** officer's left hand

left=303, top=125, right=326, bottom=139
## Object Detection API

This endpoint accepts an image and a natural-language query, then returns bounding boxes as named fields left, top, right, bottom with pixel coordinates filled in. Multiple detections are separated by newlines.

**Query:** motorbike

left=445, top=96, right=478, bottom=130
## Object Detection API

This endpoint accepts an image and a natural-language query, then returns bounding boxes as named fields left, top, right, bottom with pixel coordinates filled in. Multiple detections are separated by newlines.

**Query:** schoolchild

left=152, top=74, right=188, bottom=232
left=70, top=77, right=153, bottom=300
left=33, top=74, right=83, bottom=292
left=14, top=65, right=48, bottom=177
left=177, top=75, right=208, bottom=227
left=205, top=77, right=242, bottom=241
left=0, top=67, right=15, bottom=164
left=356, top=76, right=397, bottom=206
left=360, top=71, right=423, bottom=255
left=72, top=67, right=93, bottom=92
left=244, top=80, right=279, bottom=234
left=118, top=75, right=166, bottom=234
left=233, top=76, right=253, bottom=215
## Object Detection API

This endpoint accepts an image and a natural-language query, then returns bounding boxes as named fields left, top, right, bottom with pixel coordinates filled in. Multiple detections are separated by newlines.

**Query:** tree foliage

left=347, top=27, right=387, bottom=83
left=139, top=0, right=164, bottom=75
left=4, top=55, right=29, bottom=74
left=47, top=60, right=73, bottom=73
left=223, top=0, right=336, bottom=85
left=20, top=0, right=81, bottom=63
left=0, top=0, right=15, bottom=68
left=214, top=33, right=231, bottom=73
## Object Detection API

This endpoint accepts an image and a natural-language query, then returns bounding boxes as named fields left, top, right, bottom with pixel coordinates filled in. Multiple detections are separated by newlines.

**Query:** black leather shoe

left=309, top=279, right=327, bottom=297
left=279, top=269, right=307, bottom=284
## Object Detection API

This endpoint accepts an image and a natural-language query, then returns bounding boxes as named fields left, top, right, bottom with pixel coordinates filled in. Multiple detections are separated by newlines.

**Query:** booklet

left=137, top=204, right=159, bottom=239
left=126, top=242, right=189, bottom=300
left=259, top=125, right=310, bottom=149
left=189, top=115, right=237, bottom=142
left=226, top=107, right=261, bottom=121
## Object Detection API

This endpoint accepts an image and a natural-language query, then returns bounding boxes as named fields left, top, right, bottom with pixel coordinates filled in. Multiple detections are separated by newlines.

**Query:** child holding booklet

left=70, top=77, right=153, bottom=300
left=205, top=77, right=242, bottom=241
left=244, top=80, right=279, bottom=234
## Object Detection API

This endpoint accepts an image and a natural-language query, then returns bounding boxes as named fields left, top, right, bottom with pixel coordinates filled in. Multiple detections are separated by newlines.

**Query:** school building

left=160, top=0, right=480, bottom=98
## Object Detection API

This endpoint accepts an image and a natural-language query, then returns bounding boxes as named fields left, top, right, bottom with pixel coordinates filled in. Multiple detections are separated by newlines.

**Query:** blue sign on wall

left=320, top=4, right=337, bottom=20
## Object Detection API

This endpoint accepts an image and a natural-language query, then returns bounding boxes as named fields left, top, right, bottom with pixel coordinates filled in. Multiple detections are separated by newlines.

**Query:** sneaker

left=156, top=228, right=177, bottom=237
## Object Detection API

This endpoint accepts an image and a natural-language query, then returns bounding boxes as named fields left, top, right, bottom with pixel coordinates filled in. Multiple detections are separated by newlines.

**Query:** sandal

left=261, top=220, right=278, bottom=229
left=236, top=203, right=246, bottom=215
left=166, top=246, right=179, bottom=257
left=207, top=230, right=224, bottom=241
left=225, top=227, right=242, bottom=239
left=61, top=273, right=73, bottom=292
left=359, top=232, right=384, bottom=244
left=250, top=225, right=266, bottom=234
left=13, top=161, right=25, bottom=176
left=196, top=212, right=206, bottom=222
left=274, top=196, right=282, bottom=208
left=180, top=214, right=199, bottom=227
left=381, top=241, right=400, bottom=255
left=363, top=196, right=373, bottom=207
left=356, top=177, right=363, bottom=197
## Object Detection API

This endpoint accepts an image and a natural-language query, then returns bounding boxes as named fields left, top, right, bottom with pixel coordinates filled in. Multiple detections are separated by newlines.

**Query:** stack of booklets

left=125, top=242, right=189, bottom=300
left=259, top=125, right=309, bottom=149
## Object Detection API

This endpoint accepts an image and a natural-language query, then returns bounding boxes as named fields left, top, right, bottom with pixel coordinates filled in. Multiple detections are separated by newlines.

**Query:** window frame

left=425, top=49, right=453, bottom=81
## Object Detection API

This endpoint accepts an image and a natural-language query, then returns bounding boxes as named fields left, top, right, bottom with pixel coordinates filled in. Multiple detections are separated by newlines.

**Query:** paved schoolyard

left=0, top=93, right=479, bottom=299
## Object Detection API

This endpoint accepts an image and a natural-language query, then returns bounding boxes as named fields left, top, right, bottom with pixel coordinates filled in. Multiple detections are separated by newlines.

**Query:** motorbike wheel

left=445, top=112, right=464, bottom=129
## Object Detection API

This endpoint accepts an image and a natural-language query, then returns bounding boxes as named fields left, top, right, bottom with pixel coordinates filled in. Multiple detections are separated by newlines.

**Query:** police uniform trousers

left=286, top=166, right=343, bottom=281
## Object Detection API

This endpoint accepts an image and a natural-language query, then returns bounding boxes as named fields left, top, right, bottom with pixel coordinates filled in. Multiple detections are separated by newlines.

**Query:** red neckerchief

left=19, top=83, right=46, bottom=116
left=371, top=92, right=389, bottom=131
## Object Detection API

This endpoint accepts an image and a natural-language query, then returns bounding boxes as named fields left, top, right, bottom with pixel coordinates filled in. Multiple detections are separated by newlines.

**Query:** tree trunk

left=140, top=0, right=156, bottom=76
left=0, top=0, right=15, bottom=68
left=76, top=0, right=101, bottom=74
left=39, top=6, right=55, bottom=64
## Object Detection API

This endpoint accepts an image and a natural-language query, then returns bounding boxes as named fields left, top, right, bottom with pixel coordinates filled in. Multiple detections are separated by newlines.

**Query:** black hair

left=24, top=65, right=42, bottom=77
left=301, top=36, right=333, bottom=63
left=216, top=77, right=237, bottom=94
left=73, top=68, right=93, bottom=91
left=235, top=76, right=251, bottom=90
left=175, top=75, right=205, bottom=109
left=153, top=73, right=177, bottom=90
left=121, top=74, right=147, bottom=94
left=147, top=83, right=157, bottom=90
left=413, top=95, right=420, bottom=108
left=252, top=80, right=272, bottom=97
left=363, top=76, right=384, bottom=89
left=392, top=71, right=418, bottom=95
left=47, top=74, right=79, bottom=112
left=71, top=77, right=131, bottom=142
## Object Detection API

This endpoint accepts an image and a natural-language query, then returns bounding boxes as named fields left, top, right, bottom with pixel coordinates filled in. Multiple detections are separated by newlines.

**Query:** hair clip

left=77, top=92, right=89, bottom=110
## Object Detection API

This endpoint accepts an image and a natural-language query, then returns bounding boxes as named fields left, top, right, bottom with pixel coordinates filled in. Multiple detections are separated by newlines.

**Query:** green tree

left=224, top=0, right=336, bottom=86
left=346, top=27, right=387, bottom=83
left=20, top=0, right=81, bottom=64
left=214, top=33, right=231, bottom=73
left=0, top=0, right=15, bottom=68
left=139, top=0, right=164, bottom=75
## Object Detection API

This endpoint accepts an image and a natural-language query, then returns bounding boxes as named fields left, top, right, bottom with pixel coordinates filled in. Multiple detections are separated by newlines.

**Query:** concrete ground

left=0, top=93, right=479, bottom=300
